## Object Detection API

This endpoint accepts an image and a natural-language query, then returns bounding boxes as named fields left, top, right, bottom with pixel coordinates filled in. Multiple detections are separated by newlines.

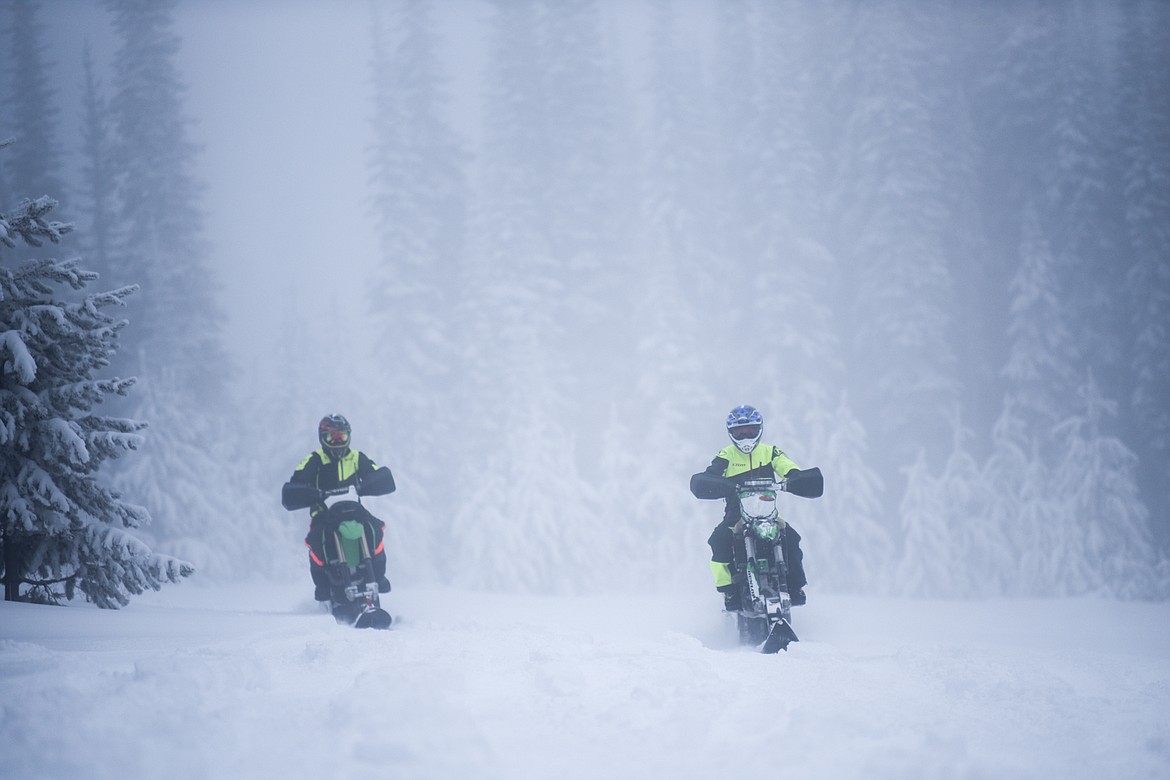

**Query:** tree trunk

left=2, top=529, right=23, bottom=602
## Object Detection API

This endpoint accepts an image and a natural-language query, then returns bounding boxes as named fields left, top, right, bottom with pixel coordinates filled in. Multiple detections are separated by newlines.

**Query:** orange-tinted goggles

left=322, top=429, right=350, bottom=447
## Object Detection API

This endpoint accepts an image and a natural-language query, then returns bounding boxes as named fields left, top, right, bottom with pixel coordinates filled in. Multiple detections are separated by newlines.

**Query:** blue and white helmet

left=726, top=404, right=763, bottom=454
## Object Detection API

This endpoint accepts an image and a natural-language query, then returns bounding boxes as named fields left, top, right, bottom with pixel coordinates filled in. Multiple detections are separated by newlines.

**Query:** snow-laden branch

left=0, top=330, right=37, bottom=384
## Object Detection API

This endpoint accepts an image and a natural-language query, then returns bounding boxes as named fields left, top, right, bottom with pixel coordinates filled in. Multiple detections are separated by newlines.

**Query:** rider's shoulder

left=716, top=443, right=788, bottom=461
left=716, top=444, right=742, bottom=460
left=296, top=450, right=324, bottom=470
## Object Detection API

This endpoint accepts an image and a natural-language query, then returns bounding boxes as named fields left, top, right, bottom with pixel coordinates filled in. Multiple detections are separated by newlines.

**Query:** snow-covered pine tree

left=1116, top=0, right=1170, bottom=548
left=596, top=405, right=648, bottom=588
left=539, top=0, right=630, bottom=261
left=926, top=4, right=1003, bottom=442
left=248, top=290, right=334, bottom=581
left=365, top=0, right=467, bottom=583
left=538, top=0, right=637, bottom=436
left=1044, top=5, right=1129, bottom=408
left=981, top=398, right=1041, bottom=595
left=1050, top=371, right=1164, bottom=599
left=830, top=1, right=960, bottom=478
left=897, top=412, right=998, bottom=597
left=624, top=245, right=713, bottom=591
left=895, top=450, right=950, bottom=598
left=104, top=0, right=228, bottom=395
left=449, top=0, right=601, bottom=593
left=800, top=391, right=891, bottom=594
left=1, top=194, right=191, bottom=606
left=455, top=0, right=553, bottom=461
left=710, top=0, right=762, bottom=266
left=1003, top=203, right=1079, bottom=457
left=751, top=0, right=827, bottom=243
left=102, top=0, right=240, bottom=577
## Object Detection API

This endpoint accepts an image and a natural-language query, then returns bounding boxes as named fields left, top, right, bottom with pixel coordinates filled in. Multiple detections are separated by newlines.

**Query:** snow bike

left=694, top=467, right=823, bottom=653
left=281, top=469, right=395, bottom=630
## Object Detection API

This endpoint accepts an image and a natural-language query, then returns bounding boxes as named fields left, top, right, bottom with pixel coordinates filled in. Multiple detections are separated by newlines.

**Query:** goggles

left=729, top=424, right=761, bottom=441
left=321, top=429, right=350, bottom=447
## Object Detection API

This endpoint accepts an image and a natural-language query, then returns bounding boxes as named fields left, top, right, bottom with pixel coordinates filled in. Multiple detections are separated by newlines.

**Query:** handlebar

left=690, top=467, right=824, bottom=501
left=738, top=478, right=781, bottom=490
left=281, top=467, right=396, bottom=512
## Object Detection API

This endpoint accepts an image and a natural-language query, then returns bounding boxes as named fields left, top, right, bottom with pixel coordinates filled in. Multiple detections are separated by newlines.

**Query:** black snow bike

left=281, top=469, right=395, bottom=630
left=694, top=467, right=824, bottom=653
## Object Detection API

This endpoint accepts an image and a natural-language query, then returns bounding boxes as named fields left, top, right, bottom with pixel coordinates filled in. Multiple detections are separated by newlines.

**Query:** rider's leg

left=708, top=520, right=741, bottom=609
left=368, top=519, right=390, bottom=593
left=308, top=552, right=331, bottom=600
left=782, top=523, right=807, bottom=604
left=305, top=514, right=331, bottom=600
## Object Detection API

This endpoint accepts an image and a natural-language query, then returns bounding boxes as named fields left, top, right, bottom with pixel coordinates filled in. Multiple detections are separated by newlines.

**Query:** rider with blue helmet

left=690, top=404, right=809, bottom=610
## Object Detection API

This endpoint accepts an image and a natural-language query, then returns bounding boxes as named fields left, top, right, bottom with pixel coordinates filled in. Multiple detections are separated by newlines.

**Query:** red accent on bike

left=305, top=543, right=325, bottom=567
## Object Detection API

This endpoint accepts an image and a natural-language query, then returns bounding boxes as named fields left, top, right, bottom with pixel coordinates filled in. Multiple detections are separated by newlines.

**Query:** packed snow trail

left=2, top=583, right=1169, bottom=780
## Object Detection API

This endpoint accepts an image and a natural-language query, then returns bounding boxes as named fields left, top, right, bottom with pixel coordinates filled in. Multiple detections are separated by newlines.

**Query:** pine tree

left=751, top=0, right=828, bottom=241
left=1116, top=0, right=1170, bottom=548
left=456, top=0, right=556, bottom=459
left=539, top=0, right=630, bottom=261
left=449, top=0, right=600, bottom=593
left=1, top=193, right=191, bottom=607
left=1051, top=372, right=1164, bottom=598
left=1044, top=4, right=1128, bottom=403
left=640, top=0, right=725, bottom=371
left=799, top=391, right=891, bottom=594
left=75, top=45, right=118, bottom=285
left=538, top=0, right=636, bottom=435
left=895, top=450, right=951, bottom=597
left=897, top=412, right=998, bottom=597
left=623, top=248, right=712, bottom=590
left=104, top=0, right=228, bottom=397
left=987, top=200, right=1082, bottom=596
left=102, top=0, right=238, bottom=576
left=1003, top=203, right=1079, bottom=452
left=2, top=0, right=65, bottom=210
left=829, top=0, right=959, bottom=479
left=366, top=0, right=468, bottom=578
left=710, top=0, right=761, bottom=264
left=982, top=400, right=1040, bottom=595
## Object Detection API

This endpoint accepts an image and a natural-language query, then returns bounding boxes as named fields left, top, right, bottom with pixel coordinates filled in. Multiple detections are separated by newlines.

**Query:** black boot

left=374, top=551, right=391, bottom=593
left=310, top=559, right=331, bottom=601
left=722, top=588, right=742, bottom=612
left=789, top=588, right=806, bottom=607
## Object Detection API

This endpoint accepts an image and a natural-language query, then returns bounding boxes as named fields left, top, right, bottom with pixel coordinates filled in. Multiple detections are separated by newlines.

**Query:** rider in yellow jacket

left=691, top=404, right=808, bottom=609
left=287, top=414, right=394, bottom=600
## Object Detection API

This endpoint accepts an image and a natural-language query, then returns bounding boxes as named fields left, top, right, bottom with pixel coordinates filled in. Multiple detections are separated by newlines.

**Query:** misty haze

left=2, top=1, right=1169, bottom=778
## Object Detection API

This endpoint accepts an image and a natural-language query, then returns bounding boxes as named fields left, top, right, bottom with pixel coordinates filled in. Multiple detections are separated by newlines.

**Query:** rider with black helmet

left=287, top=414, right=396, bottom=601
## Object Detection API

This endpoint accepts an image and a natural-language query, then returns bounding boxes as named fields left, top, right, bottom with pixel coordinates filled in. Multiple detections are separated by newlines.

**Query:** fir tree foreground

left=1, top=175, right=192, bottom=607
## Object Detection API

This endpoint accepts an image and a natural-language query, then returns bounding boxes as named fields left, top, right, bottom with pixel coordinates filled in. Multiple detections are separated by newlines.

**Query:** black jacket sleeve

left=357, top=451, right=378, bottom=479
left=690, top=456, right=736, bottom=499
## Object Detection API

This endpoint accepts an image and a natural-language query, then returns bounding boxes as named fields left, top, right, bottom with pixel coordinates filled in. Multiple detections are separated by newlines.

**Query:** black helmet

left=318, top=414, right=352, bottom=457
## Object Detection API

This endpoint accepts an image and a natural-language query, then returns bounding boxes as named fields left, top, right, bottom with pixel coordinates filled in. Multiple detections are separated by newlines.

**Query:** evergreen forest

left=2, top=0, right=1168, bottom=603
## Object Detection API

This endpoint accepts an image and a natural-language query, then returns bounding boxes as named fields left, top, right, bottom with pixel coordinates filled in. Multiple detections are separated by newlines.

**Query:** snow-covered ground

left=2, top=581, right=1169, bottom=780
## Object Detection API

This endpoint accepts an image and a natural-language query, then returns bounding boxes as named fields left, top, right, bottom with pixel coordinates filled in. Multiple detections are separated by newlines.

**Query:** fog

left=5, top=0, right=1169, bottom=600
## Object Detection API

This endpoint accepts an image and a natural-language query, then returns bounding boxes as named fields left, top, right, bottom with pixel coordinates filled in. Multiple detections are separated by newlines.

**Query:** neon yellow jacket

left=694, top=443, right=799, bottom=523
